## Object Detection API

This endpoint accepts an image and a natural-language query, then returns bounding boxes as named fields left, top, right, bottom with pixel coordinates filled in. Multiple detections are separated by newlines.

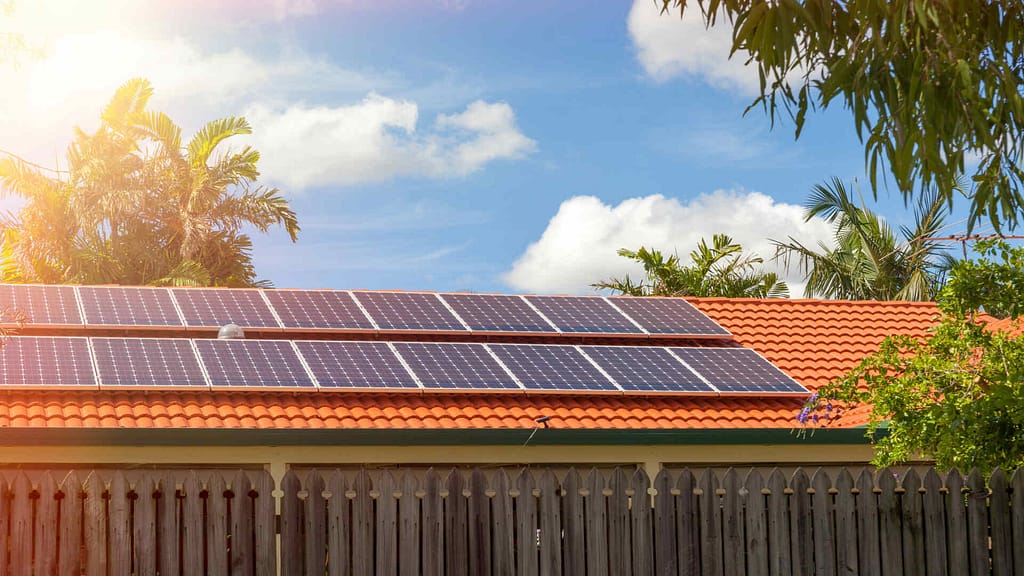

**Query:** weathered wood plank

left=652, top=468, right=677, bottom=576
left=57, top=471, right=82, bottom=576
left=132, top=472, right=157, bottom=576
left=230, top=470, right=255, bottom=576
left=766, top=469, right=790, bottom=576
left=721, top=468, right=744, bottom=576
left=468, top=468, right=492, bottom=576
left=921, top=469, right=947, bottom=576
left=855, top=469, right=880, bottom=576
left=990, top=468, right=1012, bottom=576
left=10, top=472, right=31, bottom=576
left=351, top=469, right=374, bottom=576
left=280, top=470, right=303, bottom=576
left=325, top=470, right=350, bottom=576
left=538, top=469, right=562, bottom=576
left=108, top=472, right=131, bottom=576
left=445, top=469, right=469, bottom=576
left=562, top=468, right=585, bottom=576
left=304, top=470, right=327, bottom=576
left=877, top=469, right=904, bottom=576
left=34, top=471, right=58, bottom=576
left=1010, top=468, right=1024, bottom=576
left=158, top=472, right=180, bottom=576
left=398, top=471, right=421, bottom=576
left=833, top=469, right=857, bottom=576
left=810, top=468, right=836, bottom=576
left=944, top=469, right=968, bottom=576
left=206, top=472, right=229, bottom=576
left=83, top=472, right=107, bottom=576
left=630, top=468, right=653, bottom=576
left=744, top=469, right=768, bottom=576
left=252, top=469, right=277, bottom=576
left=789, top=468, right=813, bottom=576
left=900, top=469, right=925, bottom=576
left=584, top=468, right=608, bottom=576
left=966, top=469, right=989, bottom=576
left=421, top=468, right=444, bottom=576
left=608, top=467, right=632, bottom=576
left=677, top=468, right=700, bottom=576
left=490, top=469, right=515, bottom=576
left=181, top=472, right=204, bottom=576
left=376, top=471, right=398, bottom=576
left=516, top=469, right=539, bottom=576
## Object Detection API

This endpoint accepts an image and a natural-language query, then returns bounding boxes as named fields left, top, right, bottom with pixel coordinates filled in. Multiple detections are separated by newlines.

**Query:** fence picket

left=230, top=470, right=255, bottom=576
left=206, top=472, right=229, bottom=576
left=10, top=473, right=31, bottom=576
left=133, top=472, right=157, bottom=576
left=468, top=468, right=492, bottom=576
left=280, top=470, right=303, bottom=576
left=677, top=469, right=700, bottom=576
left=158, top=472, right=180, bottom=576
left=855, top=469, right=880, bottom=576
left=584, top=468, right=608, bottom=576
left=790, top=469, right=813, bottom=576
left=833, top=469, right=857, bottom=576
left=490, top=469, right=514, bottom=576
left=943, top=469, right=969, bottom=576
left=966, top=469, right=989, bottom=576
left=325, top=470, right=350, bottom=576
left=34, top=472, right=58, bottom=576
left=811, top=468, right=836, bottom=576
left=351, top=469, right=374, bottom=576
left=107, top=472, right=131, bottom=576
left=653, top=469, right=677, bottom=576
left=83, top=472, right=106, bottom=576
left=608, top=468, right=633, bottom=576
left=304, top=470, right=327, bottom=576
left=399, top=471, right=421, bottom=576
left=877, top=469, right=904, bottom=575
left=57, top=471, right=82, bottom=576
left=1010, top=469, right=1024, bottom=576
left=743, top=469, right=768, bottom=576
left=766, top=469, right=790, bottom=576
left=421, top=468, right=444, bottom=576
left=445, top=469, right=469, bottom=576
left=562, top=468, right=585, bottom=576
left=630, top=468, right=653, bottom=576
left=721, top=468, right=744, bottom=576
left=921, top=469, right=947, bottom=576
left=538, top=469, right=562, bottom=576
left=900, top=469, right=925, bottom=576
left=990, top=468, right=1013, bottom=576
left=181, top=472, right=204, bottom=575
left=252, top=470, right=276, bottom=576
left=516, top=469, right=539, bottom=576
left=376, top=471, right=398, bottom=576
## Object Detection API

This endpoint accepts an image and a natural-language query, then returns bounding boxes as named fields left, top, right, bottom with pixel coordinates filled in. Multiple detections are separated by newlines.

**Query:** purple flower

left=811, top=414, right=820, bottom=423
left=825, top=403, right=833, bottom=412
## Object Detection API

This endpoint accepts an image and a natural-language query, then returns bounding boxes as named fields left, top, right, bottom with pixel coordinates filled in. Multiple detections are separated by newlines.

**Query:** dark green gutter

left=0, top=427, right=880, bottom=447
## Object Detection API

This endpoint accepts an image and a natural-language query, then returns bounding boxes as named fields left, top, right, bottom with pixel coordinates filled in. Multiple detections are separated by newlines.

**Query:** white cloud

left=502, top=191, right=835, bottom=296
left=244, top=95, right=536, bottom=189
left=627, top=0, right=758, bottom=94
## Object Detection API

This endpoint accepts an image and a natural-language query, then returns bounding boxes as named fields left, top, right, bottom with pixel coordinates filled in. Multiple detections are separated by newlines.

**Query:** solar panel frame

left=438, top=293, right=558, bottom=334
left=295, top=341, right=420, bottom=390
left=171, top=288, right=283, bottom=330
left=0, top=336, right=97, bottom=388
left=351, top=291, right=468, bottom=333
left=487, top=343, right=619, bottom=392
left=608, top=296, right=731, bottom=337
left=523, top=296, right=645, bottom=335
left=195, top=339, right=315, bottom=389
left=78, top=286, right=184, bottom=327
left=92, top=337, right=209, bottom=389
left=579, top=345, right=715, bottom=394
left=264, top=290, right=377, bottom=331
left=0, top=284, right=82, bottom=326
left=668, top=346, right=809, bottom=395
left=393, top=342, right=522, bottom=391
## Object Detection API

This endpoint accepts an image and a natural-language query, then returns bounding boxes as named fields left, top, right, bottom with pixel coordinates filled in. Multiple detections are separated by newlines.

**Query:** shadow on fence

left=0, top=465, right=1018, bottom=575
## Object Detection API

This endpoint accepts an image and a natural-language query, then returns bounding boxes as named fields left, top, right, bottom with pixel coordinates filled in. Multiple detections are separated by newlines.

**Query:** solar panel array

left=0, top=336, right=808, bottom=395
left=0, top=285, right=735, bottom=337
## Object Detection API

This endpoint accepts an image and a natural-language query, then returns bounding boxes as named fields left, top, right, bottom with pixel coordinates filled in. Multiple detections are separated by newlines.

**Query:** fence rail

left=0, top=465, right=1018, bottom=575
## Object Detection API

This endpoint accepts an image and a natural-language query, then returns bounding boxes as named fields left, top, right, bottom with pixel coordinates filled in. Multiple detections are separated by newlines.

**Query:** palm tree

left=594, top=234, right=789, bottom=298
left=773, top=178, right=954, bottom=300
left=0, top=78, right=298, bottom=287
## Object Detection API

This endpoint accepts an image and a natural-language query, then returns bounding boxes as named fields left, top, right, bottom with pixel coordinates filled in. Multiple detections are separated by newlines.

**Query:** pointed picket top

left=790, top=467, right=810, bottom=492
left=1011, top=467, right=1024, bottom=488
left=877, top=467, right=897, bottom=494
left=835, top=468, right=854, bottom=494
left=564, top=467, right=582, bottom=496
left=697, top=467, right=718, bottom=496
left=539, top=468, right=558, bottom=497
left=494, top=468, right=512, bottom=497
left=855, top=468, right=874, bottom=495
left=810, top=467, right=832, bottom=495
left=280, top=469, right=300, bottom=497
left=231, top=469, right=252, bottom=499
left=352, top=467, right=372, bottom=498
left=767, top=467, right=787, bottom=495
left=944, top=468, right=965, bottom=495
left=584, top=467, right=604, bottom=497
left=11, top=471, right=30, bottom=496
left=966, top=468, right=986, bottom=495
left=989, top=467, right=1008, bottom=490
left=744, top=468, right=765, bottom=493
left=902, top=468, right=922, bottom=494
left=722, top=468, right=740, bottom=495
left=445, top=467, right=465, bottom=500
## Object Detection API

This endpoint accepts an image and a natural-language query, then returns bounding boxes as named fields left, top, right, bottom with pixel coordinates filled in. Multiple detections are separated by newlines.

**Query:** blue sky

left=0, top=0, right=979, bottom=294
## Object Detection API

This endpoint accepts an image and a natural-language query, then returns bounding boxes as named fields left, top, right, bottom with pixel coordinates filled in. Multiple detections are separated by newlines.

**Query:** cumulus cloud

left=244, top=95, right=536, bottom=189
left=502, top=191, right=835, bottom=296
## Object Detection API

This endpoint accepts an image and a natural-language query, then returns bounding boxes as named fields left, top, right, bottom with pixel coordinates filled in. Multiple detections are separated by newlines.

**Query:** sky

left=0, top=0, right=980, bottom=295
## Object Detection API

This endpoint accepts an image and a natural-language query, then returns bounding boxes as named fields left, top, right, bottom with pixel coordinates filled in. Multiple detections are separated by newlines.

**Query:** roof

left=0, top=295, right=945, bottom=436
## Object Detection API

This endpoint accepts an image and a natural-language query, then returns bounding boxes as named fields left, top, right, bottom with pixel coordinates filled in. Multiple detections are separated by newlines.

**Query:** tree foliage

left=0, top=78, right=299, bottom=287
left=803, top=240, right=1024, bottom=473
left=773, top=178, right=954, bottom=300
left=661, top=0, right=1024, bottom=231
left=594, top=233, right=789, bottom=298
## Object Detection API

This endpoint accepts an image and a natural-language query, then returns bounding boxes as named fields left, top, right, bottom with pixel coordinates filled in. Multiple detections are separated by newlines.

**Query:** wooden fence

left=0, top=466, right=1019, bottom=575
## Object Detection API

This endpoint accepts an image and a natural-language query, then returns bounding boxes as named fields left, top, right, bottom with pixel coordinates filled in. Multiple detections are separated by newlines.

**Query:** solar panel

left=393, top=342, right=520, bottom=390
left=78, top=286, right=183, bottom=326
left=669, top=347, right=808, bottom=394
left=195, top=340, right=314, bottom=388
left=0, top=284, right=81, bottom=325
left=439, top=294, right=556, bottom=333
left=488, top=344, right=617, bottom=391
left=609, top=297, right=730, bottom=337
left=0, top=337, right=95, bottom=387
left=264, top=290, right=375, bottom=330
left=580, top=345, right=712, bottom=393
left=351, top=292, right=466, bottom=332
left=92, top=338, right=206, bottom=387
left=295, top=341, right=418, bottom=389
left=172, top=289, right=281, bottom=329
left=523, top=296, right=642, bottom=334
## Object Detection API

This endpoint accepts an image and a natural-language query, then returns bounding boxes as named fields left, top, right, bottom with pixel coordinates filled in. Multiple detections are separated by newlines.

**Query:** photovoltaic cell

left=0, top=284, right=81, bottom=325
left=79, top=286, right=182, bottom=326
left=195, top=340, right=313, bottom=388
left=439, top=294, right=556, bottom=333
left=609, top=297, right=730, bottom=337
left=523, top=296, right=642, bottom=334
left=488, top=344, right=617, bottom=391
left=0, top=337, right=95, bottom=386
left=352, top=292, right=466, bottom=332
left=580, top=346, right=711, bottom=392
left=92, top=338, right=206, bottom=387
left=393, top=342, right=520, bottom=390
left=265, top=290, right=375, bottom=330
left=296, top=341, right=418, bottom=389
left=669, top=347, right=808, bottom=394
left=172, top=289, right=280, bottom=329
